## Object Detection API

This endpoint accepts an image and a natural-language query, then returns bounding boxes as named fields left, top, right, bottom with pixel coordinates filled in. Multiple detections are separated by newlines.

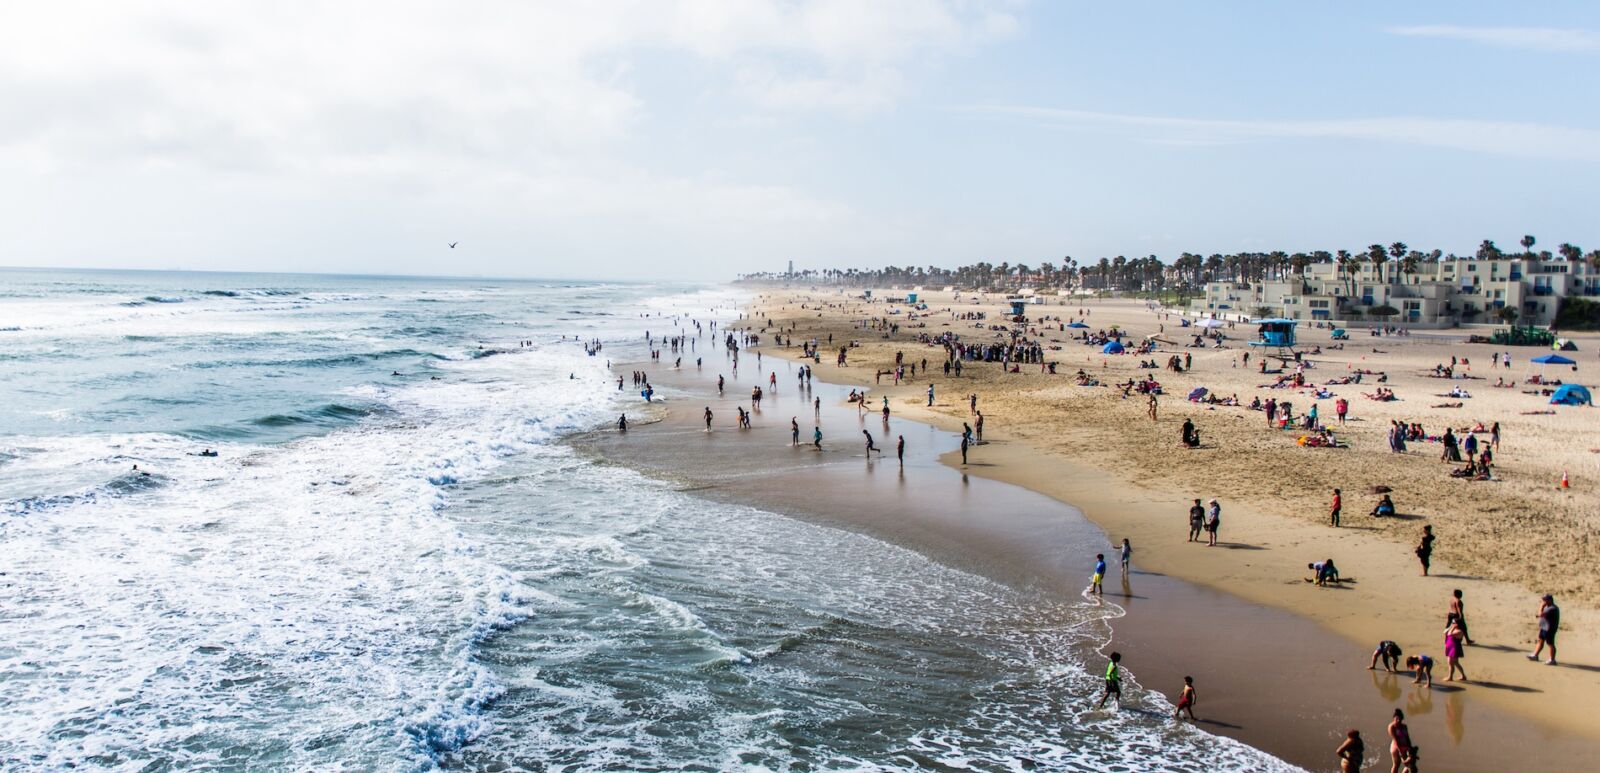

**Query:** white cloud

left=1386, top=25, right=1600, bottom=52
left=962, top=106, right=1600, bottom=162
left=0, top=0, right=1016, bottom=277
left=0, top=0, right=1017, bottom=170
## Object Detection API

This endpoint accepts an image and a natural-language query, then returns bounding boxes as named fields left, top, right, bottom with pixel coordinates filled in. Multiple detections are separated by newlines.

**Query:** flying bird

left=448, top=242, right=458, bottom=249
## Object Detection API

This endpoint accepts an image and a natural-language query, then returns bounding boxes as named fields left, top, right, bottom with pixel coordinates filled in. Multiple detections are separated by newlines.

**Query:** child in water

left=1173, top=676, right=1197, bottom=720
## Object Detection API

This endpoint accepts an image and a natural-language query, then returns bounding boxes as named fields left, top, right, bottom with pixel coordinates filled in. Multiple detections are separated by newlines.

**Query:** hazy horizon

left=3, top=1, right=1597, bottom=281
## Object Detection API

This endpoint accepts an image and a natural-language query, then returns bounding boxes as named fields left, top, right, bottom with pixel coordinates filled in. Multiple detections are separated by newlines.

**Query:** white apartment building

left=1192, top=256, right=1600, bottom=328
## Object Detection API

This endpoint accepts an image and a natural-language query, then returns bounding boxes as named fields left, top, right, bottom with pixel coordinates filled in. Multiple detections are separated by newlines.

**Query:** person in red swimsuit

left=1173, top=676, right=1197, bottom=720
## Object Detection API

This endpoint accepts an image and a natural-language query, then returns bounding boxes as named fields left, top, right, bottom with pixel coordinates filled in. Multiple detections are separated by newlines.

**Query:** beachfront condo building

left=1191, top=255, right=1600, bottom=328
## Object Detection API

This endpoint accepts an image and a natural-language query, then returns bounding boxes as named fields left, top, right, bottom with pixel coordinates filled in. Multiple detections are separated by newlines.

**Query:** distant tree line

left=740, top=235, right=1599, bottom=295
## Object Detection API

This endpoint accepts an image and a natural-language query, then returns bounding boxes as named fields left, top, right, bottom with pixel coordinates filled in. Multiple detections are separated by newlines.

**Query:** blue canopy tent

left=1068, top=322, right=1090, bottom=329
left=1101, top=341, right=1126, bottom=354
left=1550, top=384, right=1592, bottom=406
left=1530, top=353, right=1577, bottom=380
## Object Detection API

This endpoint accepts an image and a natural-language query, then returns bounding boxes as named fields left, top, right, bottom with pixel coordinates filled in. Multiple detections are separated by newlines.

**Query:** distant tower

left=787, top=260, right=794, bottom=277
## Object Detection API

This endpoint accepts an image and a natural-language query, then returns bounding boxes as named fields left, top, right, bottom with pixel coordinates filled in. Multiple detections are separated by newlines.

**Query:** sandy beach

left=722, top=288, right=1600, bottom=755
left=578, top=313, right=1600, bottom=770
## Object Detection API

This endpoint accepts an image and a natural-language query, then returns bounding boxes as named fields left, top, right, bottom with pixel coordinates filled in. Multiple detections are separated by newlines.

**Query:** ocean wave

left=248, top=403, right=379, bottom=429
left=184, top=349, right=444, bottom=371
left=2, top=468, right=168, bottom=516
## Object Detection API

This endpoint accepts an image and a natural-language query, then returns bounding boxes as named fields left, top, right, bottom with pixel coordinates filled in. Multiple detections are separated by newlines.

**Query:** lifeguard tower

left=1250, top=318, right=1298, bottom=359
left=1008, top=299, right=1027, bottom=317
left=906, top=292, right=918, bottom=303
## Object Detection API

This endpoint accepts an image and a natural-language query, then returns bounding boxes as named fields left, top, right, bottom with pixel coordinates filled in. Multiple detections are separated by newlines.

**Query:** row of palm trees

left=741, top=236, right=1598, bottom=294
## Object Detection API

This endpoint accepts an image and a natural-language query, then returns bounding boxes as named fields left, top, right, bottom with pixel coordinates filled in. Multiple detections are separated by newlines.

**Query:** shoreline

left=737, top=287, right=1599, bottom=746
left=576, top=340, right=1594, bottom=771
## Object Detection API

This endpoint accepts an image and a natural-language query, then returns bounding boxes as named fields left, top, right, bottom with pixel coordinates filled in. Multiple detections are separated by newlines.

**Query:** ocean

left=0, top=269, right=1293, bottom=771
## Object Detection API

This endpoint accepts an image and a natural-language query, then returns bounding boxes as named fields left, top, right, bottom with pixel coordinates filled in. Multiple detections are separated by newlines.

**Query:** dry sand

left=745, top=287, right=1600, bottom=744
left=578, top=355, right=1598, bottom=771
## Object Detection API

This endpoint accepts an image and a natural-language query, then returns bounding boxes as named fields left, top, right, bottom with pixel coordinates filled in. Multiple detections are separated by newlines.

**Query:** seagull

left=448, top=242, right=458, bottom=249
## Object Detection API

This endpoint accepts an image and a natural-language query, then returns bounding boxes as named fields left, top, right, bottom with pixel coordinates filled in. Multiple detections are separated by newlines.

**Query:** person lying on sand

left=1430, top=401, right=1463, bottom=409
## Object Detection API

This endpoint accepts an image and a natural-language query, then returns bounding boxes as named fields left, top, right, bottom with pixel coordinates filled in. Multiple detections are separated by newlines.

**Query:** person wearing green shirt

left=1095, top=652, right=1123, bottom=710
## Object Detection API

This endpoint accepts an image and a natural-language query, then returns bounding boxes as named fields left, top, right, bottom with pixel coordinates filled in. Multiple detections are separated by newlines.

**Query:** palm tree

left=1521, top=234, right=1536, bottom=255
left=1558, top=243, right=1582, bottom=262
left=1336, top=249, right=1354, bottom=297
left=1388, top=242, right=1407, bottom=277
left=1367, top=244, right=1388, bottom=283
left=1477, top=240, right=1502, bottom=260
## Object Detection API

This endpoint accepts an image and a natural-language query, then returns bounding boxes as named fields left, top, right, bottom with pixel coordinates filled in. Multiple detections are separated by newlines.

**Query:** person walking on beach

left=975, top=412, right=984, bottom=441
left=927, top=383, right=935, bottom=407
left=1330, top=488, right=1343, bottom=528
left=1388, top=709, right=1415, bottom=773
left=1173, top=676, right=1197, bottom=720
left=1205, top=498, right=1221, bottom=546
left=1091, top=554, right=1106, bottom=596
left=791, top=418, right=800, bottom=447
left=1335, top=729, right=1365, bottom=773
left=1449, top=589, right=1475, bottom=645
left=813, top=425, right=823, bottom=450
left=862, top=430, right=879, bottom=457
left=1530, top=594, right=1559, bottom=665
left=717, top=375, right=724, bottom=395
left=1118, top=538, right=1132, bottom=577
left=1188, top=499, right=1205, bottom=542
left=1415, top=526, right=1434, bottom=576
left=704, top=407, right=713, bottom=431
left=1147, top=393, right=1158, bottom=421
left=1443, top=614, right=1468, bottom=682
left=960, top=434, right=969, bottom=465
left=896, top=434, right=905, bottom=466
left=814, top=396, right=821, bottom=414
left=1095, top=652, right=1122, bottom=710
left=969, top=393, right=978, bottom=415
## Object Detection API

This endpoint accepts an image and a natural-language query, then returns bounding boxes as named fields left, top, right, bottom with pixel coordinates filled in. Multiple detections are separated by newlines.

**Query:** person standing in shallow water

left=1335, top=729, right=1364, bottom=773
left=1095, top=652, right=1122, bottom=710
left=1173, top=676, right=1197, bottom=720
left=896, top=435, right=904, bottom=466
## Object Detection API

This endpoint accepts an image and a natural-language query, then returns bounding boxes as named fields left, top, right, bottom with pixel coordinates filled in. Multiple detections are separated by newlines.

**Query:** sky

left=1, top=1, right=1597, bottom=281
